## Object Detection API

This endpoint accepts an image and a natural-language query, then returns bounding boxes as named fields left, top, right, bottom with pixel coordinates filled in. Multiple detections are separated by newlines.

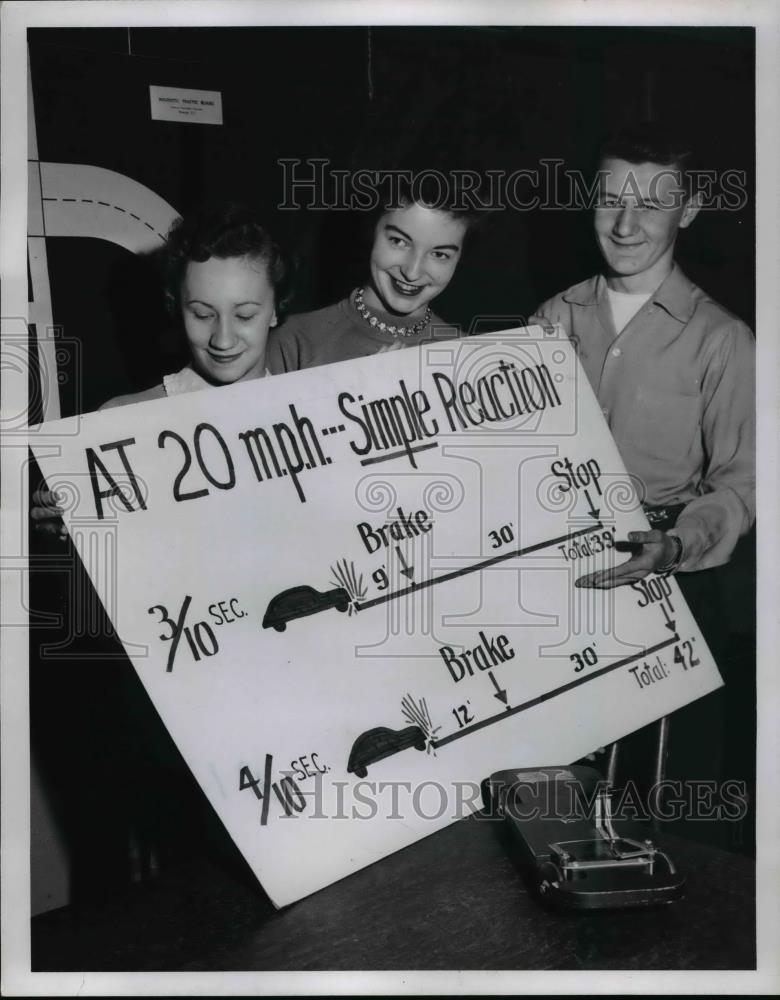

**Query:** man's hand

left=575, top=529, right=680, bottom=588
left=31, top=488, right=67, bottom=539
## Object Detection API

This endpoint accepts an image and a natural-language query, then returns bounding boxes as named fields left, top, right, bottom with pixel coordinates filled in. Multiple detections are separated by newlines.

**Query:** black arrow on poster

left=488, top=670, right=508, bottom=706
left=395, top=545, right=415, bottom=580
left=583, top=488, right=600, bottom=520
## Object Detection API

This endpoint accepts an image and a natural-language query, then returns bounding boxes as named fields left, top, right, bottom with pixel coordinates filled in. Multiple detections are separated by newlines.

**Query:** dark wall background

left=29, top=25, right=754, bottom=416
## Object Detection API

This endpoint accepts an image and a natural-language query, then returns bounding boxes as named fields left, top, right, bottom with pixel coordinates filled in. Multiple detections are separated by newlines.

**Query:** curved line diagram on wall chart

left=29, top=161, right=179, bottom=253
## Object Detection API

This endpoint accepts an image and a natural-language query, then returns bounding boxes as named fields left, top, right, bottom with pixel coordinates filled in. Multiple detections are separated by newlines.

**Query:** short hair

left=163, top=203, right=293, bottom=316
left=598, top=122, right=698, bottom=193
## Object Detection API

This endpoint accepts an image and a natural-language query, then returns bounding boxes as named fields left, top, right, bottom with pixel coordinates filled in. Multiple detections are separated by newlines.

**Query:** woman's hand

left=31, top=488, right=67, bottom=539
left=575, top=529, right=681, bottom=589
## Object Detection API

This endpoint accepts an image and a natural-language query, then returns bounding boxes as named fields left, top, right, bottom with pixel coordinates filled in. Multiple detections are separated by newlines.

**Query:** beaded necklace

left=354, top=287, right=432, bottom=338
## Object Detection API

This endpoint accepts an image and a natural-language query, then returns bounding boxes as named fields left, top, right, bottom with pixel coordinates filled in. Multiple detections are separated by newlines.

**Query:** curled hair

left=390, top=170, right=488, bottom=228
left=356, top=164, right=490, bottom=263
left=163, top=202, right=293, bottom=317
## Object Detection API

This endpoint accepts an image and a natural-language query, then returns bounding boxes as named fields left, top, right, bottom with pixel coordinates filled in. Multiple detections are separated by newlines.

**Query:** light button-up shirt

left=533, top=266, right=755, bottom=572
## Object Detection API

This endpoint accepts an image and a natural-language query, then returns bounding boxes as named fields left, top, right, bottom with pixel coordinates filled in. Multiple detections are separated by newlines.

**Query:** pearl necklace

left=354, top=287, right=431, bottom=338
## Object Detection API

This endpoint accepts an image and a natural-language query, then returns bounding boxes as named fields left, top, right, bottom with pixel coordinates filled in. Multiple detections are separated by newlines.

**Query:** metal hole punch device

left=482, top=765, right=685, bottom=910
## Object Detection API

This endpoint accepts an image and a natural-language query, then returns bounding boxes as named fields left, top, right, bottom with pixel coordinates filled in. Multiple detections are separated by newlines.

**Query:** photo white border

left=2, top=0, right=778, bottom=995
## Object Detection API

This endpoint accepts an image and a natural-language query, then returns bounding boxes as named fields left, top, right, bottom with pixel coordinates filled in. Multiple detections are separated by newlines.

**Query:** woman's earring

left=271, top=310, right=278, bottom=328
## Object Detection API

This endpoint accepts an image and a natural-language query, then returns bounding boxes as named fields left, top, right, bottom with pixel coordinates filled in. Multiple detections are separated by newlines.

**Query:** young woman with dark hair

left=267, top=173, right=483, bottom=372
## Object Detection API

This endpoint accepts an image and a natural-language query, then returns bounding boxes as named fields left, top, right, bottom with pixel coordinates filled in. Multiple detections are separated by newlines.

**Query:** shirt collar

left=562, top=265, right=697, bottom=323
left=648, top=265, right=698, bottom=323
left=561, top=275, right=601, bottom=306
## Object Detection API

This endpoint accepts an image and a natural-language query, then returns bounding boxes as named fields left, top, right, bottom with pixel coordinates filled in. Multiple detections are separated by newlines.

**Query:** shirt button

left=611, top=347, right=622, bottom=357
left=601, top=407, right=609, bottom=417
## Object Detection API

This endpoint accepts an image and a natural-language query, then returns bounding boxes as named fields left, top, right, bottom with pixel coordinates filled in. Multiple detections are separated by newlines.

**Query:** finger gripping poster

left=30, top=325, right=722, bottom=906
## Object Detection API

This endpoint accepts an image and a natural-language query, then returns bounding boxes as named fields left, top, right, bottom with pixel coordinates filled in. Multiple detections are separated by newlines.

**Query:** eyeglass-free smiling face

left=182, top=255, right=277, bottom=385
left=363, top=202, right=469, bottom=318
left=594, top=157, right=701, bottom=293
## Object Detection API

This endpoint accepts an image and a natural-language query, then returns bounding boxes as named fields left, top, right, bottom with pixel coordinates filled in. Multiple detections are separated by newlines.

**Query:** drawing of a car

left=347, top=725, right=427, bottom=778
left=262, top=585, right=350, bottom=632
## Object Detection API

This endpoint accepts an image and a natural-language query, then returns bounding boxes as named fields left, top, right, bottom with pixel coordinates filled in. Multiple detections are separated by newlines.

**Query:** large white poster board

left=30, top=326, right=722, bottom=906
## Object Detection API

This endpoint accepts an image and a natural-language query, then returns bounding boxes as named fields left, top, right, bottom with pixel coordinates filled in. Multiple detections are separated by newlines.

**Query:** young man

left=533, top=124, right=755, bottom=590
left=533, top=125, right=756, bottom=843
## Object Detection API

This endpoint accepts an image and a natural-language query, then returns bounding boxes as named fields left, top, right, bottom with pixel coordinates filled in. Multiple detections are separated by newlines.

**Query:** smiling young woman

left=101, top=203, right=292, bottom=408
left=266, top=175, right=483, bottom=373
left=31, top=203, right=292, bottom=536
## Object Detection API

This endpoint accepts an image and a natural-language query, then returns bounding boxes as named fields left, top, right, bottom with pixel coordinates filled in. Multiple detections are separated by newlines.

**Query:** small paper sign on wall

left=149, top=85, right=222, bottom=125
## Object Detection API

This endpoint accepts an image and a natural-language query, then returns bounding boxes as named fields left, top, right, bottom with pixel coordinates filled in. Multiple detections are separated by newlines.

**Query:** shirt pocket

left=625, top=381, right=702, bottom=463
